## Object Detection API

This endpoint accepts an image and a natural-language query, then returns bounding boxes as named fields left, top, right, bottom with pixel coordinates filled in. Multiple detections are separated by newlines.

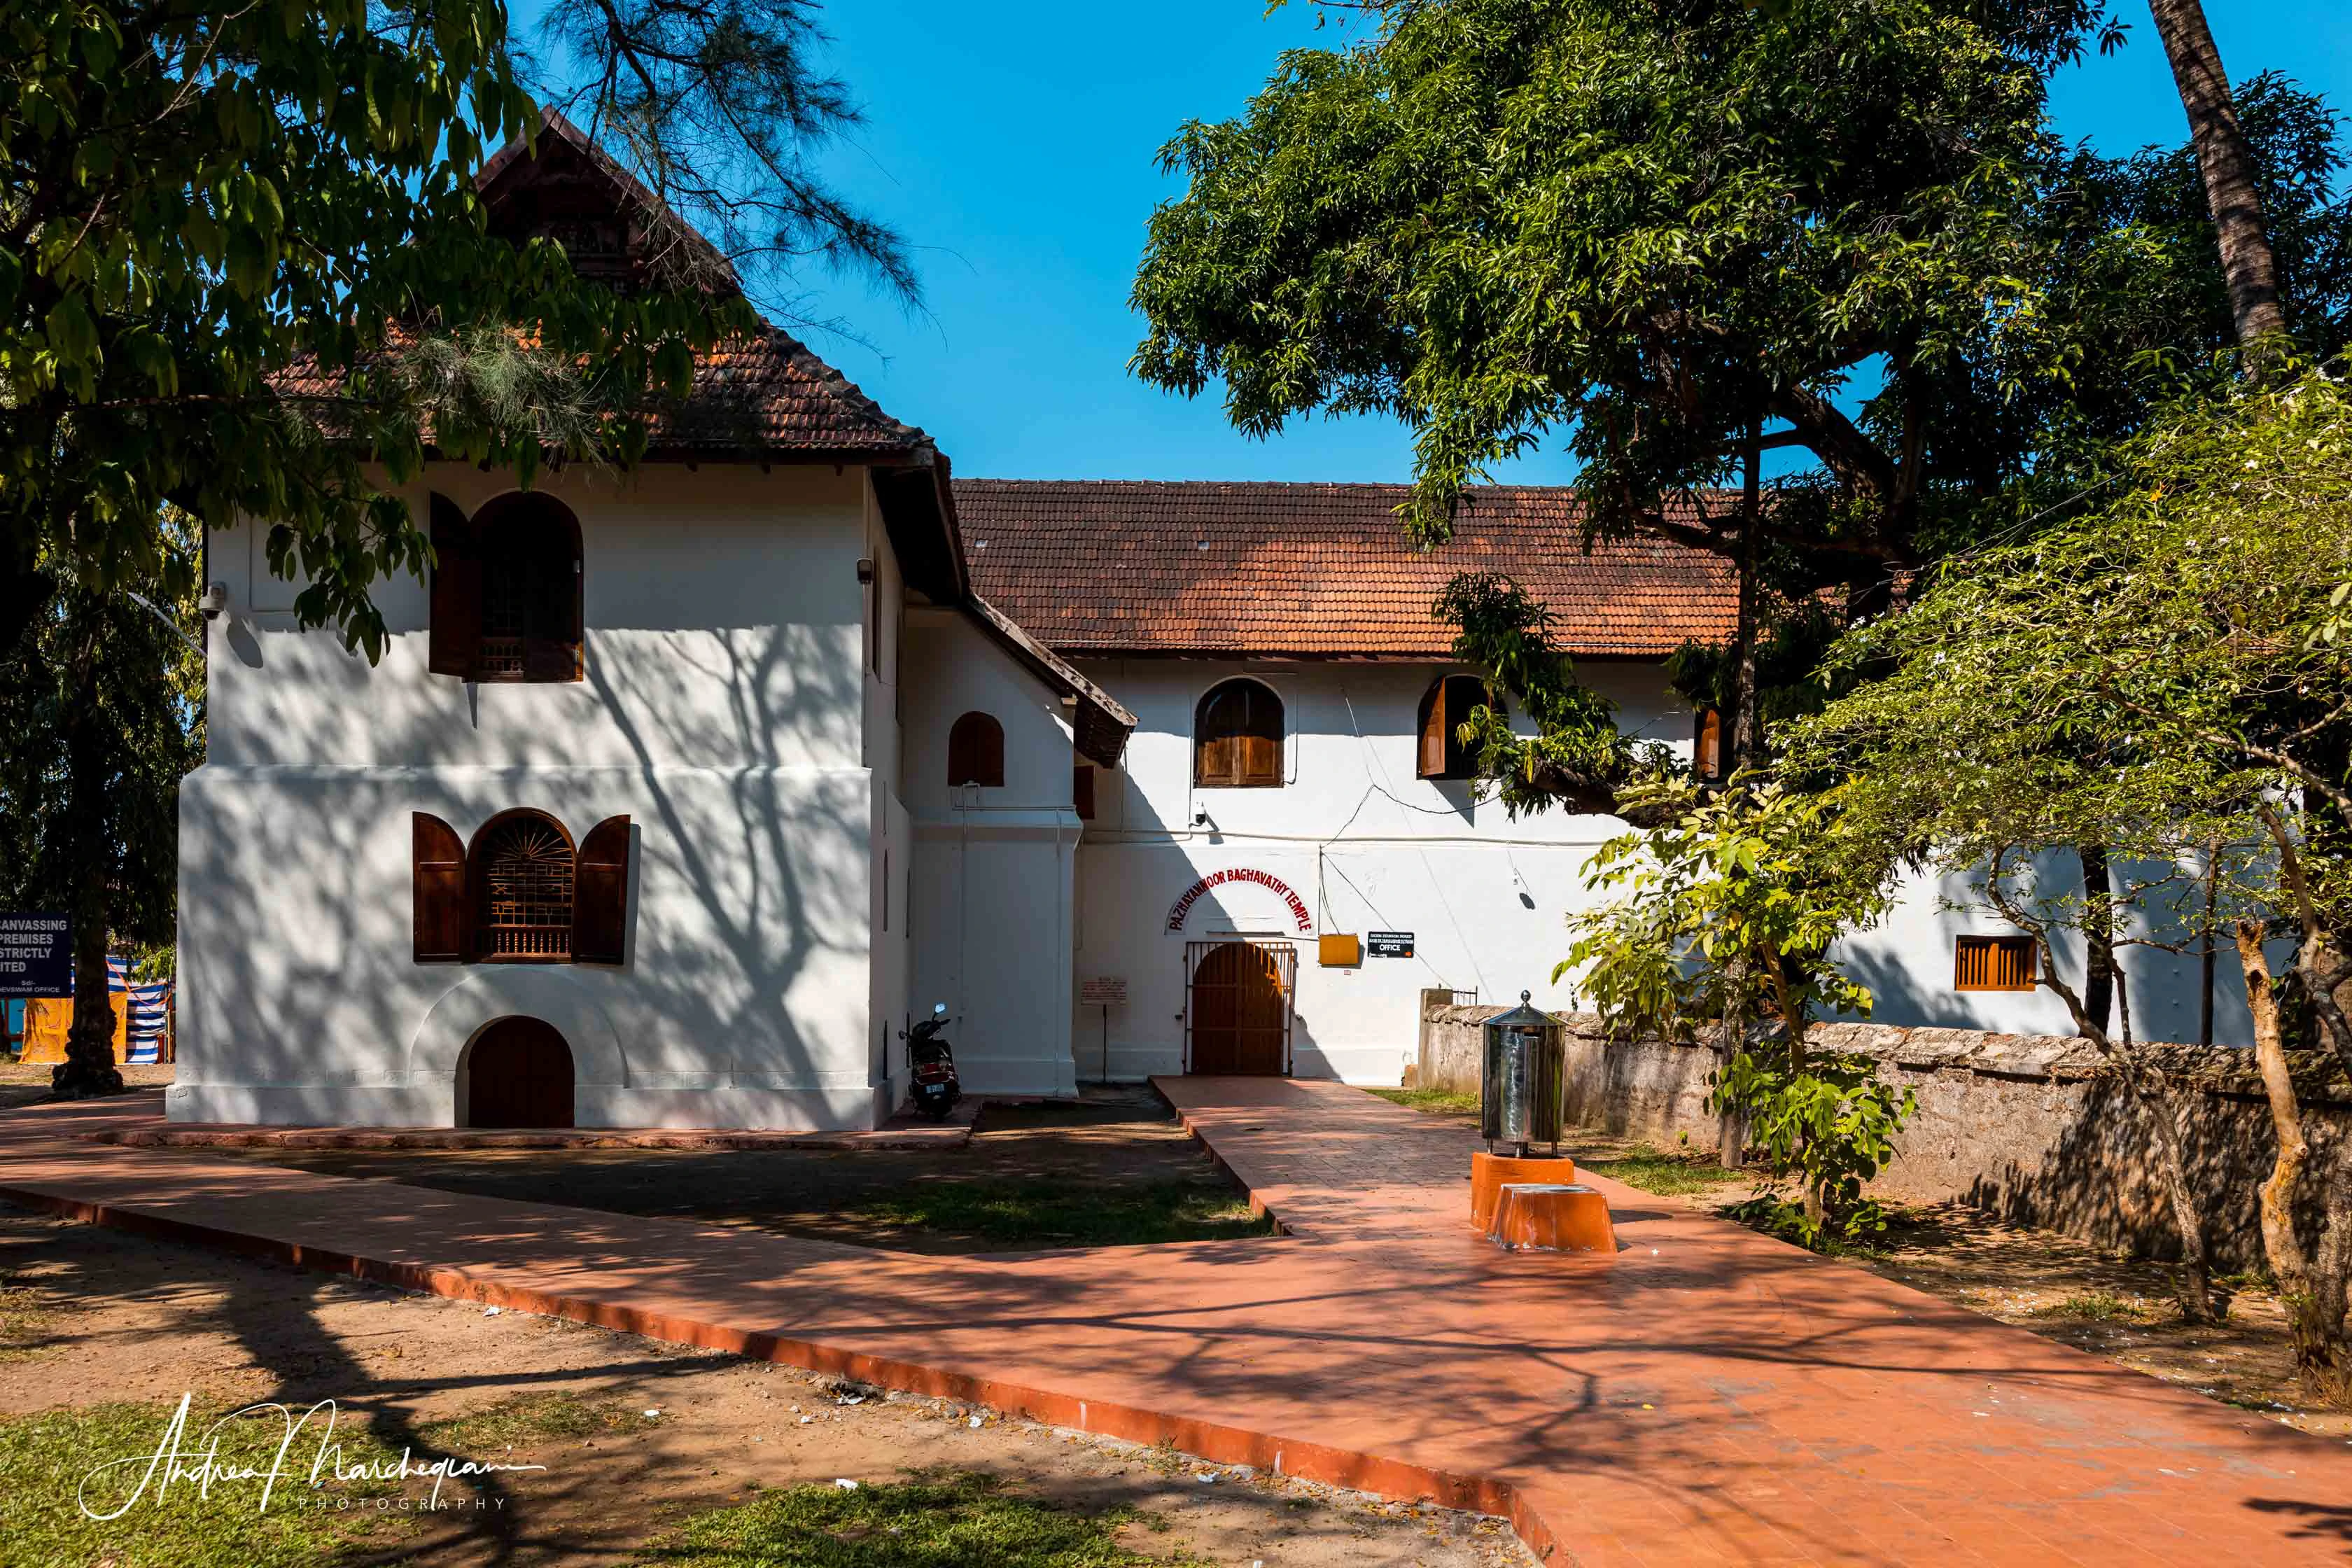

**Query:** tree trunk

left=2146, top=0, right=2290, bottom=365
left=1728, top=424, right=1763, bottom=769
left=2230, top=921, right=2342, bottom=1401
left=50, top=602, right=125, bottom=1100
left=2131, top=1072, right=2219, bottom=1324
left=2235, top=921, right=2351, bottom=1401
left=2080, top=844, right=2115, bottom=1038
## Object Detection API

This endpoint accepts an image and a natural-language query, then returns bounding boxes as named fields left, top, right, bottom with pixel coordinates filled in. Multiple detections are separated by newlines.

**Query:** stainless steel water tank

left=1481, top=990, right=1565, bottom=1153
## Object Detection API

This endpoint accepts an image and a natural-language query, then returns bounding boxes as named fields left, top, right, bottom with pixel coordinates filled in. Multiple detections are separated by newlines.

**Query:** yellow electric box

left=1318, top=933, right=1363, bottom=968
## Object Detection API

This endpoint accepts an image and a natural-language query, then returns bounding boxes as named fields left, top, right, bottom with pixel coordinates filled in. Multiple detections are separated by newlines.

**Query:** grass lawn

left=1577, top=1145, right=1741, bottom=1196
left=1364, top=1087, right=1479, bottom=1117
left=0, top=1400, right=416, bottom=1567
left=639, top=1471, right=1196, bottom=1567
left=847, top=1178, right=1272, bottom=1250
left=222, top=1087, right=1278, bottom=1256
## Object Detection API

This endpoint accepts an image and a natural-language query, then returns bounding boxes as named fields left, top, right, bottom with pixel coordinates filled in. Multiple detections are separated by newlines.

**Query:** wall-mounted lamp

left=855, top=557, right=876, bottom=584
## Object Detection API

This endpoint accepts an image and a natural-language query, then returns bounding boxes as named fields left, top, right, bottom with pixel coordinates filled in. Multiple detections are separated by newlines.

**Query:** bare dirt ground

left=0, top=1200, right=1529, bottom=1567
left=1560, top=1122, right=2352, bottom=1441
left=215, top=1086, right=1263, bottom=1254
left=0, top=1062, right=174, bottom=1110
left=1377, top=1096, right=2352, bottom=1440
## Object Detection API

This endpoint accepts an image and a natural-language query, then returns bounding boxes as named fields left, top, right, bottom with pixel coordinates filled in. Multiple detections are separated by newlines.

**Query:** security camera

left=1192, top=807, right=1211, bottom=827
left=197, top=582, right=229, bottom=621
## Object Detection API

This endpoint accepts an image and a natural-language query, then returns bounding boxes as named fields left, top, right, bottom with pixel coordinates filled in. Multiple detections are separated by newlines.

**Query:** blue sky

left=673, top=3, right=2352, bottom=484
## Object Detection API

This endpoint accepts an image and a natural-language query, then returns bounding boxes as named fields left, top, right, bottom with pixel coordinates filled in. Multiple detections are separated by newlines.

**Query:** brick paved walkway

left=4, top=1080, right=2351, bottom=1564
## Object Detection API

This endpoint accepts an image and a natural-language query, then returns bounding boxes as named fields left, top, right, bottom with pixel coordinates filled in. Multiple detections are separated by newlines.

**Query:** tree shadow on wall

left=183, top=613, right=862, bottom=1116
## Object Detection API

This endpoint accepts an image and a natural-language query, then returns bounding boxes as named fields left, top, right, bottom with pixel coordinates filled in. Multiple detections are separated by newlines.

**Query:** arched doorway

left=1187, top=942, right=1292, bottom=1074
left=464, top=1016, right=575, bottom=1128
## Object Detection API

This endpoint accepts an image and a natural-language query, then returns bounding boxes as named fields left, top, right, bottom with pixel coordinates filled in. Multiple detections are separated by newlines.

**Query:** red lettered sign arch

left=1165, top=868, right=1314, bottom=934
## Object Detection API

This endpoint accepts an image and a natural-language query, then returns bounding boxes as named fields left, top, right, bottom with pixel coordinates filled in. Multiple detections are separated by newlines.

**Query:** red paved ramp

left=4, top=1079, right=2350, bottom=1564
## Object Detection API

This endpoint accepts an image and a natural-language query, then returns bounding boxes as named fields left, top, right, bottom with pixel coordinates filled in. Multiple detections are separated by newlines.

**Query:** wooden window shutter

left=1695, top=708, right=1724, bottom=781
left=1417, top=680, right=1449, bottom=780
left=947, top=712, right=1005, bottom=787
left=1073, top=764, right=1096, bottom=820
left=412, top=812, right=469, bottom=962
left=1198, top=680, right=1284, bottom=788
left=523, top=636, right=578, bottom=682
left=573, top=815, right=632, bottom=965
left=1238, top=724, right=1282, bottom=786
left=1441, top=676, right=1497, bottom=778
left=427, top=493, right=482, bottom=677
left=1196, top=722, right=1234, bottom=786
left=1954, top=934, right=2035, bottom=992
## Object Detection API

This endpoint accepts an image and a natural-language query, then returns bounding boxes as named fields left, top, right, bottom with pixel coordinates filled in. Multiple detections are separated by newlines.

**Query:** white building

left=172, top=127, right=2241, bottom=1133
left=172, top=121, right=1133, bottom=1130
left=955, top=482, right=2246, bottom=1088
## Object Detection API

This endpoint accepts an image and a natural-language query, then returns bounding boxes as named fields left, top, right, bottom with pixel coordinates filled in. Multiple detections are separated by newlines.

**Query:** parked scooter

left=902, top=1002, right=962, bottom=1121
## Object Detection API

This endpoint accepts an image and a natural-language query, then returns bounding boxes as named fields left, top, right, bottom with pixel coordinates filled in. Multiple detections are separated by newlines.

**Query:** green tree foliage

left=2016, top=72, right=2350, bottom=484
left=1562, top=776, right=1912, bottom=1246
left=1135, top=0, right=2110, bottom=570
left=1135, top=2, right=2352, bottom=816
left=2, top=1, right=909, bottom=1096
left=0, top=519, right=202, bottom=1096
left=1784, top=368, right=2352, bottom=1392
left=0, top=0, right=911, bottom=665
left=1432, top=574, right=1666, bottom=816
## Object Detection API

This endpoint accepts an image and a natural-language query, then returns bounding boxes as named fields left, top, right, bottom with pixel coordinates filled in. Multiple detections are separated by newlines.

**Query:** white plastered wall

left=176, top=462, right=890, bottom=1128
left=1067, top=659, right=1686, bottom=1084
left=900, top=608, right=1081, bottom=1098
left=1066, top=657, right=2246, bottom=1087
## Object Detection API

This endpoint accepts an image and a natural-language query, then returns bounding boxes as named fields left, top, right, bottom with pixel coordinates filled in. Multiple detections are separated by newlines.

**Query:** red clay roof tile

left=955, top=479, right=1736, bottom=659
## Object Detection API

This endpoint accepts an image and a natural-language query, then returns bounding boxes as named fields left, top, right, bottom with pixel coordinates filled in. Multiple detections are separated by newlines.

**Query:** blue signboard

left=0, top=914, right=71, bottom=999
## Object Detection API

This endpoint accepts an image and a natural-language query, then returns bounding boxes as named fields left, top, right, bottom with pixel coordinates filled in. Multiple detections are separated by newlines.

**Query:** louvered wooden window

left=429, top=491, right=582, bottom=682
left=474, top=811, right=575, bottom=961
left=1418, top=675, right=1500, bottom=780
left=412, top=813, right=470, bottom=962
left=1195, top=679, right=1283, bottom=788
left=572, top=815, right=631, bottom=965
left=413, top=810, right=631, bottom=966
left=1694, top=708, right=1725, bottom=781
left=1954, top=934, right=2036, bottom=992
left=947, top=711, right=1005, bottom=787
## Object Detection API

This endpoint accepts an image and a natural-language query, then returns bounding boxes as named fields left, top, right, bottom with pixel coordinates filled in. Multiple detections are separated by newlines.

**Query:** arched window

left=472, top=811, right=575, bottom=961
left=947, top=711, right=1005, bottom=787
left=1418, top=675, right=1503, bottom=781
left=428, top=491, right=583, bottom=682
left=1195, top=679, right=1283, bottom=788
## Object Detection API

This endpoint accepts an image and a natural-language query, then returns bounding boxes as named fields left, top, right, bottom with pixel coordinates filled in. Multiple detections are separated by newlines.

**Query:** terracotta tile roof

left=954, top=480, right=1737, bottom=659
left=267, top=325, right=925, bottom=458
left=630, top=325, right=928, bottom=456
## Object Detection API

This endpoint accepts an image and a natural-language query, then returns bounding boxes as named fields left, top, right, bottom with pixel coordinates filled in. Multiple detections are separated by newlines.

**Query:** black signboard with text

left=1367, top=930, right=1415, bottom=958
left=0, top=914, right=71, bottom=999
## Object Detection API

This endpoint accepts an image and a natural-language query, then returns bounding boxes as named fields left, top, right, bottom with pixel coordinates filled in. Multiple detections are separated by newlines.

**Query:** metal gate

left=1182, top=939, right=1298, bottom=1075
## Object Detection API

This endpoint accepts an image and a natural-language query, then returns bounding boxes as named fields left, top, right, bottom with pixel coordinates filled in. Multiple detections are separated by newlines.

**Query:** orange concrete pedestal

left=1470, top=1150, right=1576, bottom=1232
left=1490, top=1183, right=1617, bottom=1253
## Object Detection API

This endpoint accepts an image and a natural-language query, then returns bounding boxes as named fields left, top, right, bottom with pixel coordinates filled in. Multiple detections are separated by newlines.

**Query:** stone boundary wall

left=1418, top=998, right=2351, bottom=1268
